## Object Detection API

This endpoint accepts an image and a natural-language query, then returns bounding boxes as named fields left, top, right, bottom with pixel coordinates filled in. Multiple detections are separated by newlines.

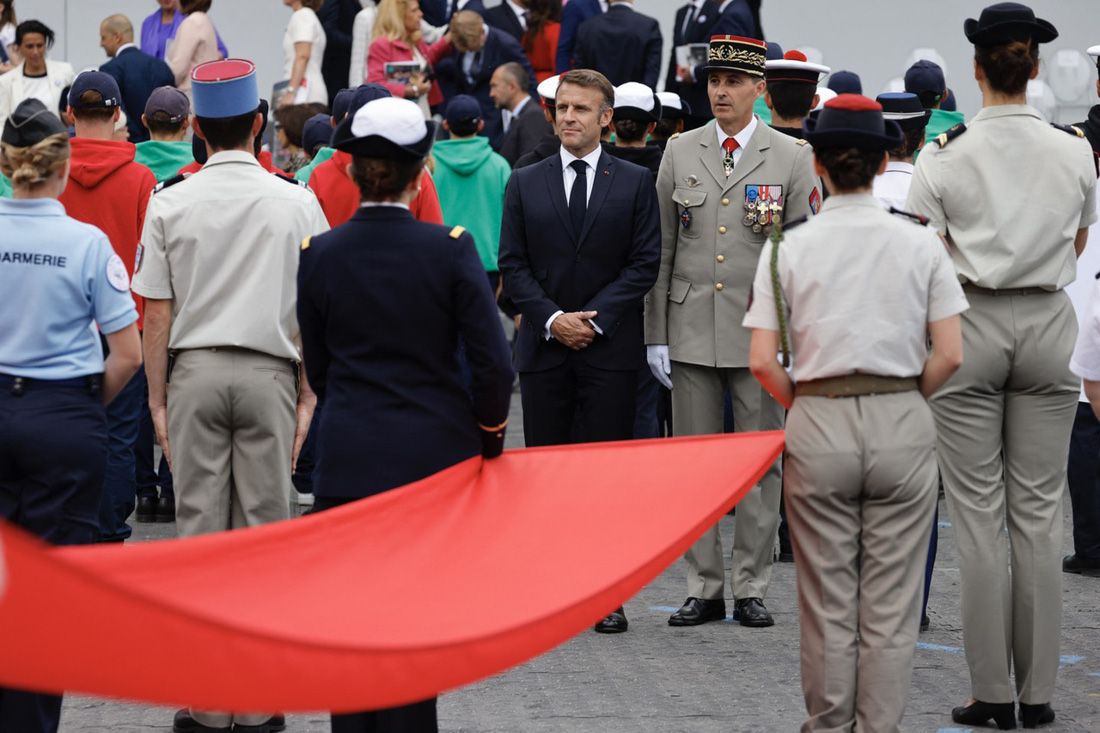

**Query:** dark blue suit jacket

left=421, top=0, right=487, bottom=27
left=573, top=5, right=663, bottom=88
left=666, top=1, right=719, bottom=120
left=692, top=0, right=762, bottom=82
left=499, top=149, right=661, bottom=373
left=554, top=0, right=601, bottom=74
left=437, top=28, right=538, bottom=150
left=298, top=207, right=514, bottom=498
left=484, top=3, right=525, bottom=43
left=99, top=46, right=175, bottom=143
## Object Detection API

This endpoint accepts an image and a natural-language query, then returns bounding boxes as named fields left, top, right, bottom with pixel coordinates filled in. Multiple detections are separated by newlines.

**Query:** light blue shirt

left=0, top=199, right=138, bottom=379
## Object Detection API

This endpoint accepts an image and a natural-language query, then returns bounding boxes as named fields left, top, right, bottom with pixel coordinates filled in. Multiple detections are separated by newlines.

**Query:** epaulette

left=449, top=225, right=467, bottom=240
left=1051, top=122, right=1086, bottom=139
left=934, top=123, right=967, bottom=148
left=301, top=236, right=312, bottom=252
left=669, top=132, right=680, bottom=140
left=153, top=173, right=187, bottom=194
left=782, top=215, right=808, bottom=232
left=888, top=207, right=929, bottom=226
left=795, top=139, right=809, bottom=146
left=275, top=171, right=312, bottom=189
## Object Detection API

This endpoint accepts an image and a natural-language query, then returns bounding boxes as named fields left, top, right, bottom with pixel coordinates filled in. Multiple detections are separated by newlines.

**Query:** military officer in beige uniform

left=645, top=34, right=820, bottom=628
left=744, top=93, right=967, bottom=733
left=905, top=4, right=1098, bottom=729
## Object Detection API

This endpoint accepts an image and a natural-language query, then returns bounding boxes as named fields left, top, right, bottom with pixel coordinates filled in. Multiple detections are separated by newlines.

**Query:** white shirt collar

left=598, top=1, right=609, bottom=11
left=560, top=144, right=602, bottom=172
left=115, top=43, right=136, bottom=56
left=688, top=0, right=706, bottom=9
left=505, top=0, right=527, bottom=26
left=718, top=0, right=736, bottom=13
left=884, top=161, right=914, bottom=174
left=608, top=1, right=633, bottom=10
left=716, top=115, right=758, bottom=152
left=360, top=201, right=411, bottom=211
left=512, top=95, right=531, bottom=116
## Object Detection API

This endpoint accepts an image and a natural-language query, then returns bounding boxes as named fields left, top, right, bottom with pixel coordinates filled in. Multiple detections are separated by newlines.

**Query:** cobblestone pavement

left=58, top=391, right=1100, bottom=731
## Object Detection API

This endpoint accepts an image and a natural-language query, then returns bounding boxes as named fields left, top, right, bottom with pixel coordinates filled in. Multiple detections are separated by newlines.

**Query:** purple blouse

left=141, top=9, right=229, bottom=62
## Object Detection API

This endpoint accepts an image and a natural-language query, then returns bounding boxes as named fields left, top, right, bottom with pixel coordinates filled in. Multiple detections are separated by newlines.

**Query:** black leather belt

left=962, top=284, right=1052, bottom=297
left=0, top=373, right=102, bottom=396
left=795, top=375, right=919, bottom=398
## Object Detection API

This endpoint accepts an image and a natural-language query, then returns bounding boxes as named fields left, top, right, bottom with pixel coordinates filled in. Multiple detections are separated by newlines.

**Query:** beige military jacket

left=645, top=119, right=820, bottom=368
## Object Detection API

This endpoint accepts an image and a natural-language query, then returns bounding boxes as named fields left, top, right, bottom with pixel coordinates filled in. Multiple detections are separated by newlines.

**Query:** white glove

left=647, top=344, right=673, bottom=390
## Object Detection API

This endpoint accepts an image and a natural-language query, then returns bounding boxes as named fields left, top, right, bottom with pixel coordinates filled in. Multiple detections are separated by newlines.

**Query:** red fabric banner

left=0, top=432, right=784, bottom=712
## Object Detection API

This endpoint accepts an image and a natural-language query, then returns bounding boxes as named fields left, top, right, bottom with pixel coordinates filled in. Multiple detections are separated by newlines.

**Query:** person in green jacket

left=133, top=86, right=194, bottom=181
left=432, top=95, right=512, bottom=291
left=905, top=60, right=965, bottom=158
left=295, top=87, right=356, bottom=182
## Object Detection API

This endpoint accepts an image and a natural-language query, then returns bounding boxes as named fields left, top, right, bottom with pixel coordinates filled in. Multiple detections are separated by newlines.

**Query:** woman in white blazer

left=0, top=21, right=74, bottom=126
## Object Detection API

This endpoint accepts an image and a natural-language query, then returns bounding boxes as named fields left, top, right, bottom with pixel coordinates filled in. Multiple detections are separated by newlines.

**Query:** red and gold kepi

left=705, top=35, right=767, bottom=78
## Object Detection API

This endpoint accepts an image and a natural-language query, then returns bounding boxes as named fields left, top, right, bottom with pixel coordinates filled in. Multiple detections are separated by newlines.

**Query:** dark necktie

left=683, top=4, right=698, bottom=39
left=569, top=160, right=588, bottom=236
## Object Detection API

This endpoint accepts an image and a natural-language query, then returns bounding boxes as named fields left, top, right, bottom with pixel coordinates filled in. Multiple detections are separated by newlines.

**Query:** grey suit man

left=645, top=35, right=820, bottom=628
left=492, top=61, right=552, bottom=166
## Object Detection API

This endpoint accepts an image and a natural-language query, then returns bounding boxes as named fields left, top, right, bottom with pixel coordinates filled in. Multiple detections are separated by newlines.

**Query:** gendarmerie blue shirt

left=0, top=198, right=138, bottom=379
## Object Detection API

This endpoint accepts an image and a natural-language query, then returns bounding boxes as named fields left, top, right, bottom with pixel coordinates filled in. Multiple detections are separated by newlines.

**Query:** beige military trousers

left=671, top=362, right=783, bottom=601
left=167, top=347, right=296, bottom=537
left=931, top=291, right=1078, bottom=705
left=785, top=391, right=938, bottom=733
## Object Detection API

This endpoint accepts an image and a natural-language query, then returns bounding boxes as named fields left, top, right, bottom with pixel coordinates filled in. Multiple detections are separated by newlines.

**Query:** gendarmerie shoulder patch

left=783, top=215, right=809, bottom=232
left=935, top=123, right=967, bottom=148
left=152, top=173, right=187, bottom=194
left=888, top=207, right=929, bottom=226
left=1051, top=122, right=1086, bottom=139
left=449, top=225, right=467, bottom=240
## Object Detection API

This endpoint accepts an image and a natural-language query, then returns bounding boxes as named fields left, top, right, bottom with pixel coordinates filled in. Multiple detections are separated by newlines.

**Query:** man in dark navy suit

left=98, top=14, right=174, bottom=142
left=572, top=0, right=662, bottom=89
left=666, top=1, right=719, bottom=129
left=485, top=0, right=528, bottom=43
left=317, top=0, right=361, bottom=108
left=554, top=0, right=602, bottom=75
left=499, top=69, right=661, bottom=634
left=440, top=11, right=538, bottom=151
left=710, top=0, right=762, bottom=38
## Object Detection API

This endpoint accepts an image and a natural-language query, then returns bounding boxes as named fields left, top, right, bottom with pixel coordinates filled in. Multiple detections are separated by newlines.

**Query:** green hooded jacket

left=134, top=140, right=196, bottom=182
left=431, top=137, right=511, bottom=273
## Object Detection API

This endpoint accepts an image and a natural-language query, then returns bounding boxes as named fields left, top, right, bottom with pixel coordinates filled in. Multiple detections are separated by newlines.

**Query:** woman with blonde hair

left=279, top=0, right=328, bottom=107
left=0, top=98, right=141, bottom=733
left=166, top=0, right=221, bottom=100
left=367, top=0, right=450, bottom=118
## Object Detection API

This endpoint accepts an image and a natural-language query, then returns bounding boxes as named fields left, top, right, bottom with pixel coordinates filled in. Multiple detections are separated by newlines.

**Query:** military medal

left=681, top=208, right=693, bottom=230
left=744, top=185, right=785, bottom=234
left=723, top=152, right=734, bottom=178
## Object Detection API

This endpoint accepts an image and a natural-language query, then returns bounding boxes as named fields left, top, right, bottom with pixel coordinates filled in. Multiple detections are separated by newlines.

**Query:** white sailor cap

left=765, top=51, right=831, bottom=84
left=812, top=87, right=837, bottom=112
left=656, top=91, right=692, bottom=119
left=332, top=96, right=436, bottom=160
left=613, top=82, right=661, bottom=123
left=1089, top=45, right=1100, bottom=62
left=537, top=75, right=560, bottom=104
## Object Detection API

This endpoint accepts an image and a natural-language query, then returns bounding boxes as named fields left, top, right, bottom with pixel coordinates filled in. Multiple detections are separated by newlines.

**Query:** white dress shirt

left=872, top=161, right=914, bottom=212
left=502, top=94, right=531, bottom=134
left=504, top=0, right=528, bottom=31
left=545, top=144, right=605, bottom=338
left=715, top=115, right=757, bottom=168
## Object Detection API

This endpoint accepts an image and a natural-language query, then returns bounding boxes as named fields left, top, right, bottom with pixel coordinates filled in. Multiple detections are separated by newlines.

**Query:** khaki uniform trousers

left=931, top=291, right=1078, bottom=705
left=785, top=391, right=937, bottom=733
left=167, top=347, right=297, bottom=728
left=671, top=362, right=783, bottom=601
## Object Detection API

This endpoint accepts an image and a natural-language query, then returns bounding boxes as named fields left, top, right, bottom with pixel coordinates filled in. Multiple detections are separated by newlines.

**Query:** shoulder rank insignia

left=888, top=207, right=929, bottom=226
left=276, top=171, right=312, bottom=189
left=152, top=173, right=187, bottom=194
left=935, top=123, right=967, bottom=148
left=782, top=215, right=809, bottom=232
left=669, top=132, right=680, bottom=140
left=449, top=225, right=467, bottom=240
left=301, top=236, right=311, bottom=251
left=1051, top=122, right=1086, bottom=139
left=795, top=138, right=809, bottom=146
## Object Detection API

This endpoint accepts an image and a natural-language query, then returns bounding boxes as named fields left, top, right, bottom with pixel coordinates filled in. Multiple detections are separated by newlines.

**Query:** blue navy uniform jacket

left=297, top=206, right=514, bottom=498
left=99, top=46, right=175, bottom=143
left=572, top=4, right=664, bottom=89
left=555, top=0, right=601, bottom=75
left=499, top=149, right=661, bottom=373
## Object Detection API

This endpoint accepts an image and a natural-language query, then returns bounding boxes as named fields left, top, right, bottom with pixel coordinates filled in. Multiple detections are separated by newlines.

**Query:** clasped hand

left=551, top=311, right=599, bottom=350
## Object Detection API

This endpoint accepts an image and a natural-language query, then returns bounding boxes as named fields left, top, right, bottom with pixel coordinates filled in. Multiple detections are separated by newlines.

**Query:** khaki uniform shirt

left=132, top=151, right=330, bottom=360
left=906, top=105, right=1097, bottom=291
left=743, top=194, right=969, bottom=383
left=645, top=117, right=820, bottom=368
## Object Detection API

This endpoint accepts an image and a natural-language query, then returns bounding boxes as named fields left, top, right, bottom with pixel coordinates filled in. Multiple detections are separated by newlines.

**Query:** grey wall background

left=23, top=0, right=1100, bottom=123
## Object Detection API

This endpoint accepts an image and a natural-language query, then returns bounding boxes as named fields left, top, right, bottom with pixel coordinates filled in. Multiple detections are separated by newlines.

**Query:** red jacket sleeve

left=413, top=170, right=444, bottom=225
left=367, top=38, right=410, bottom=99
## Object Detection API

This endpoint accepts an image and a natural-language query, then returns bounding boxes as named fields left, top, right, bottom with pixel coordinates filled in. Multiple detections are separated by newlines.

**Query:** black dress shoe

left=733, top=597, right=774, bottom=627
left=777, top=551, right=795, bottom=563
left=920, top=615, right=930, bottom=632
left=135, top=496, right=156, bottom=523
left=155, top=495, right=176, bottom=523
left=951, top=700, right=1016, bottom=730
left=173, top=709, right=230, bottom=732
left=668, top=597, right=726, bottom=626
left=594, top=607, right=628, bottom=634
left=233, top=715, right=287, bottom=732
left=1062, top=553, right=1100, bottom=576
left=1020, top=703, right=1054, bottom=728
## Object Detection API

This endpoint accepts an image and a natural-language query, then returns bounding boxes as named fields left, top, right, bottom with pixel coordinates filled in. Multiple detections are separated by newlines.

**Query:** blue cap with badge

left=826, top=70, right=862, bottom=95
left=68, top=71, right=122, bottom=109
left=191, top=59, right=259, bottom=118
